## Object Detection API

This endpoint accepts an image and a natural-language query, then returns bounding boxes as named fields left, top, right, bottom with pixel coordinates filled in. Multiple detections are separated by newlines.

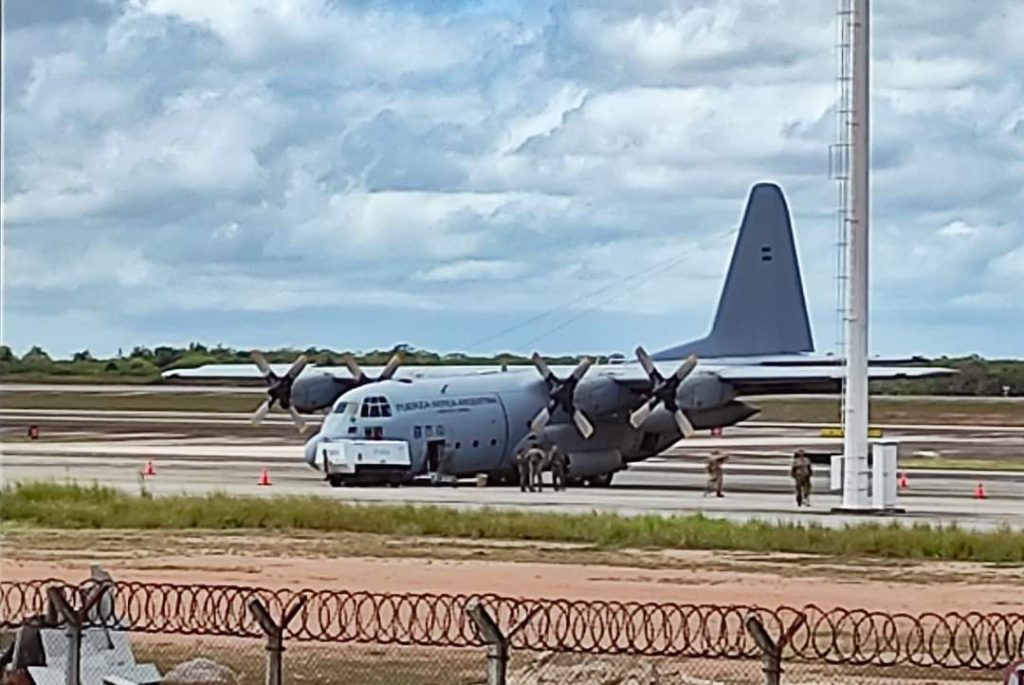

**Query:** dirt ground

left=2, top=530, right=1020, bottom=614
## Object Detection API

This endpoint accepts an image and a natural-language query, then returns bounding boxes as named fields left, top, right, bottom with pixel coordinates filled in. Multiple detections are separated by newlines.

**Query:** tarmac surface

left=2, top=405, right=1021, bottom=531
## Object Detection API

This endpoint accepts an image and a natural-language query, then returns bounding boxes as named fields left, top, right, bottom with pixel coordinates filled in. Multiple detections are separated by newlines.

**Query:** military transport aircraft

left=164, top=183, right=952, bottom=485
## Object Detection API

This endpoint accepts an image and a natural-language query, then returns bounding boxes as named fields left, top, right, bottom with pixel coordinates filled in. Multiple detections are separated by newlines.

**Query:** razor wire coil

left=2, top=579, right=1021, bottom=670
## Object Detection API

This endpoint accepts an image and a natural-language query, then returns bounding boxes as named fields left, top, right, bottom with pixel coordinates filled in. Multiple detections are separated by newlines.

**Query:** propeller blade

left=571, top=356, right=594, bottom=380
left=674, top=409, right=696, bottom=438
left=572, top=409, right=595, bottom=439
left=340, top=353, right=367, bottom=383
left=285, top=355, right=309, bottom=380
left=529, top=406, right=551, bottom=435
left=288, top=406, right=308, bottom=434
left=628, top=400, right=655, bottom=429
left=380, top=353, right=402, bottom=380
left=635, top=346, right=657, bottom=379
left=250, top=351, right=273, bottom=377
left=251, top=399, right=272, bottom=425
left=673, top=355, right=698, bottom=381
left=531, top=352, right=553, bottom=381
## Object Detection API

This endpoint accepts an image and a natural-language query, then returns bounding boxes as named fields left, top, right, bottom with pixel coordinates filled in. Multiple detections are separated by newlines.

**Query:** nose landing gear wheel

left=586, top=473, right=614, bottom=488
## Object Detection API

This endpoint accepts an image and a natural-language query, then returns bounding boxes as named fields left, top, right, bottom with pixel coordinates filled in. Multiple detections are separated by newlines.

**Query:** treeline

left=0, top=343, right=603, bottom=383
left=871, top=356, right=1022, bottom=397
left=0, top=345, right=1020, bottom=396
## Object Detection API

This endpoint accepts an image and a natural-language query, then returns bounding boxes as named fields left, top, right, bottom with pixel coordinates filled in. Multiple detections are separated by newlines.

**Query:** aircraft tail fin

left=654, top=183, right=814, bottom=359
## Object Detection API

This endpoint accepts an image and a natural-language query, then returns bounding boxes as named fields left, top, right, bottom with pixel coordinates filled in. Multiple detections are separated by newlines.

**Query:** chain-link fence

left=2, top=577, right=1021, bottom=684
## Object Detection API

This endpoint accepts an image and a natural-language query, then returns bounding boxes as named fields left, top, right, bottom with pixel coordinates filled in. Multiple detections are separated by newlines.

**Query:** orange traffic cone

left=143, top=460, right=156, bottom=477
left=258, top=468, right=272, bottom=486
left=898, top=472, right=908, bottom=490
left=974, top=481, right=986, bottom=499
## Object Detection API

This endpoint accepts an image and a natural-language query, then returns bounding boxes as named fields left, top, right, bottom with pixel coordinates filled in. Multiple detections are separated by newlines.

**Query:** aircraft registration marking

left=395, top=396, right=498, bottom=412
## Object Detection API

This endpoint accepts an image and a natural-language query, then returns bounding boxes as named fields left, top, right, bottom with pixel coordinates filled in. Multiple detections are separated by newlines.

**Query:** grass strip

left=2, top=482, right=1022, bottom=563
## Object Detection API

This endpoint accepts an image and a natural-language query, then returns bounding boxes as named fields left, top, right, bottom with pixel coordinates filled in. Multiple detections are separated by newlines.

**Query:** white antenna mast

left=841, top=0, right=871, bottom=509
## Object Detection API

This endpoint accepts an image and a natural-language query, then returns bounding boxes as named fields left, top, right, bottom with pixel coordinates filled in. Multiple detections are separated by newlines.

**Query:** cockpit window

left=360, top=396, right=392, bottom=419
left=333, top=402, right=350, bottom=414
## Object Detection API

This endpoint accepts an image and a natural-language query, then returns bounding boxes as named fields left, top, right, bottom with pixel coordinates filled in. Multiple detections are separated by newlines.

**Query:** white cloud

left=415, top=260, right=527, bottom=283
left=5, top=243, right=160, bottom=289
left=3, top=0, right=1022, bottom=357
left=137, top=0, right=477, bottom=73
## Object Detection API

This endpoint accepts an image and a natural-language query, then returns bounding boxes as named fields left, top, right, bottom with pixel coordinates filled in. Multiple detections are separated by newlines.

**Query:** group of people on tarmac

left=705, top=448, right=815, bottom=507
left=514, top=437, right=569, bottom=492
left=434, top=437, right=816, bottom=504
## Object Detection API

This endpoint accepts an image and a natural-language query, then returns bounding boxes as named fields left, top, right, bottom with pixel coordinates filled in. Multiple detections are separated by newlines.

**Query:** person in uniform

left=515, top=447, right=532, bottom=492
left=526, top=444, right=548, bottom=492
left=704, top=451, right=727, bottom=497
left=548, top=444, right=568, bottom=491
left=790, top=449, right=813, bottom=506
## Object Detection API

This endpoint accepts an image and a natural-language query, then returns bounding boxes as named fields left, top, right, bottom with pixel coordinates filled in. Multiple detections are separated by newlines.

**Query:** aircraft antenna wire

left=465, top=226, right=738, bottom=353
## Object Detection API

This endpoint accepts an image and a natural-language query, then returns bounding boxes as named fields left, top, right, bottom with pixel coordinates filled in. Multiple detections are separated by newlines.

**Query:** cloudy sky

left=3, top=0, right=1022, bottom=359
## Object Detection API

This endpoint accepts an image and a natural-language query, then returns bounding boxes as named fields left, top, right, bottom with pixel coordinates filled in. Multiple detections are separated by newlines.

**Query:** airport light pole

left=842, top=0, right=871, bottom=509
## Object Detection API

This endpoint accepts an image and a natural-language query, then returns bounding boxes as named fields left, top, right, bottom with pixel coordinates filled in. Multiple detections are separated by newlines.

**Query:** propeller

left=339, top=352, right=403, bottom=385
left=529, top=353, right=596, bottom=438
left=251, top=351, right=309, bottom=433
left=628, top=347, right=699, bottom=438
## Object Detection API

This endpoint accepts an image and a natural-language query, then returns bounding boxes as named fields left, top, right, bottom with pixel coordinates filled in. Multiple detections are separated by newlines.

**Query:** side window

left=360, top=403, right=370, bottom=418
left=425, top=425, right=433, bottom=437
left=414, top=426, right=422, bottom=439
left=436, top=425, right=445, bottom=436
left=364, top=427, right=372, bottom=438
left=382, top=404, right=392, bottom=417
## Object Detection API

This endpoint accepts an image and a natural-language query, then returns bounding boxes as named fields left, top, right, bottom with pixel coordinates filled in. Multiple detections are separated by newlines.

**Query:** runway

left=2, top=407, right=1021, bottom=532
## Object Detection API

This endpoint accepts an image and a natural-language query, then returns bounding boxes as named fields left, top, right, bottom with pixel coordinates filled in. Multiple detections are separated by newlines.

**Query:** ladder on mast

left=830, top=0, right=855, bottom=419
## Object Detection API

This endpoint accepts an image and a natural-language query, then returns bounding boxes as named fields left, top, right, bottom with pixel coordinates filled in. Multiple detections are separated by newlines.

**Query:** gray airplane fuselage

left=302, top=370, right=755, bottom=482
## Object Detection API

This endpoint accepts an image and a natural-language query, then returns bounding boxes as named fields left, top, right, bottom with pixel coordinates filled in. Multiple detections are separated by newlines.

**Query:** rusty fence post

left=467, top=600, right=508, bottom=685
left=466, top=599, right=541, bottom=685
left=249, top=597, right=306, bottom=685
left=46, top=583, right=111, bottom=685
left=744, top=612, right=806, bottom=685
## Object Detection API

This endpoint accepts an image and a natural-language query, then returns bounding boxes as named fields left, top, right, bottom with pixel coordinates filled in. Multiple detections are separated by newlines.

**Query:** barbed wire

left=2, top=579, right=1021, bottom=670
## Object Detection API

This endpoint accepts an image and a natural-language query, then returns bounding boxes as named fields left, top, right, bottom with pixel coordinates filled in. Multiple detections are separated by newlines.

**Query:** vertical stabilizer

left=654, top=183, right=814, bottom=359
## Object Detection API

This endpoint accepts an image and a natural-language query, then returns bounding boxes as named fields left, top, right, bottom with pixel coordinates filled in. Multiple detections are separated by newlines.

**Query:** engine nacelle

left=291, top=374, right=356, bottom=413
left=676, top=374, right=735, bottom=410
left=573, top=377, right=637, bottom=417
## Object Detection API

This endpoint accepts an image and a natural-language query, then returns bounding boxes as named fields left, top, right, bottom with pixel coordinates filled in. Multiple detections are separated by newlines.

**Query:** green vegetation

left=0, top=343, right=608, bottom=384
left=3, top=482, right=1022, bottom=563
left=753, top=397, right=1023, bottom=426
left=1, top=343, right=1021, bottom=396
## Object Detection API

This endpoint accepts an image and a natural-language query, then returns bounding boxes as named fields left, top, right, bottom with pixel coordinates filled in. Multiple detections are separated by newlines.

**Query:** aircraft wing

left=160, top=363, right=521, bottom=382
left=708, top=364, right=954, bottom=396
left=583, top=360, right=954, bottom=395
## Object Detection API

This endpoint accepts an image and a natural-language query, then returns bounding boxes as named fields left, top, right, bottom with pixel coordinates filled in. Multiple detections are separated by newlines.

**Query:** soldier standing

left=515, top=447, right=532, bottom=492
left=790, top=449, right=813, bottom=507
left=548, top=444, right=568, bottom=491
left=704, top=451, right=727, bottom=497
left=526, top=444, right=547, bottom=493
